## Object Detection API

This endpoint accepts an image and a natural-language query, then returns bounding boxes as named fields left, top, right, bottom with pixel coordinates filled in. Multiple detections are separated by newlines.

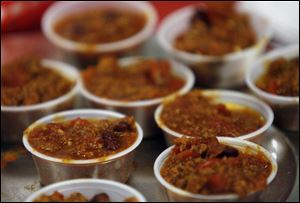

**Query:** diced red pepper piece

left=206, top=174, right=228, bottom=193
left=177, top=150, right=200, bottom=159
left=172, top=146, right=181, bottom=154
left=267, top=81, right=278, bottom=94
left=197, top=158, right=219, bottom=169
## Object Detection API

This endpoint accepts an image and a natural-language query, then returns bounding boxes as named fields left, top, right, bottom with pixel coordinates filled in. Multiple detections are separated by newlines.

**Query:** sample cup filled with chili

left=155, top=89, right=274, bottom=146
left=157, top=2, right=272, bottom=88
left=1, top=58, right=80, bottom=143
left=79, top=56, right=195, bottom=138
left=25, top=179, right=146, bottom=202
left=42, top=1, right=158, bottom=65
left=246, top=45, right=299, bottom=131
left=23, top=109, right=143, bottom=186
left=154, top=137, right=277, bottom=202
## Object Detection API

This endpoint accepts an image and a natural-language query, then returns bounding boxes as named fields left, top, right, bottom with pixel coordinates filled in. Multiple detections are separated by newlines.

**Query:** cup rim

left=246, top=44, right=299, bottom=104
left=42, top=1, right=158, bottom=53
left=153, top=137, right=278, bottom=200
left=157, top=3, right=272, bottom=63
left=79, top=56, right=195, bottom=107
left=24, top=179, right=147, bottom=202
left=1, top=59, right=80, bottom=112
left=22, top=109, right=143, bottom=164
left=155, top=89, right=274, bottom=140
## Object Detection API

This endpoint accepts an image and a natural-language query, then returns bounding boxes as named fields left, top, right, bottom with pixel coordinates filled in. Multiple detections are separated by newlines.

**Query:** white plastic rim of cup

left=1, top=59, right=80, bottom=112
left=246, top=44, right=299, bottom=105
left=157, top=2, right=272, bottom=64
left=155, top=90, right=274, bottom=140
left=24, top=179, right=147, bottom=202
left=42, top=1, right=158, bottom=53
left=153, top=137, right=278, bottom=201
left=79, top=57, right=195, bottom=108
left=23, top=109, right=143, bottom=165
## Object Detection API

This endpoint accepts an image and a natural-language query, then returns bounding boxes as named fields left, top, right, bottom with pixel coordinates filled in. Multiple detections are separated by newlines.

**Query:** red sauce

left=160, top=90, right=265, bottom=138
left=27, top=117, right=137, bottom=160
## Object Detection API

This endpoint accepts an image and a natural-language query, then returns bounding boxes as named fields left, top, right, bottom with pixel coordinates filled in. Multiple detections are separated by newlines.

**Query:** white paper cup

left=23, top=109, right=143, bottom=186
left=155, top=90, right=274, bottom=146
left=154, top=137, right=278, bottom=202
left=42, top=1, right=158, bottom=64
left=157, top=2, right=272, bottom=88
left=246, top=44, right=299, bottom=131
left=79, top=57, right=195, bottom=138
left=1, top=59, right=80, bottom=143
left=25, top=179, right=146, bottom=202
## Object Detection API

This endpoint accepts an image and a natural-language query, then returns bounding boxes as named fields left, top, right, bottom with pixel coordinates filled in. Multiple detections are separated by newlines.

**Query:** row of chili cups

left=1, top=56, right=195, bottom=142
left=2, top=44, right=298, bottom=144
left=23, top=138, right=277, bottom=202
left=21, top=107, right=278, bottom=202
left=15, top=56, right=289, bottom=201
left=12, top=58, right=283, bottom=201
left=18, top=68, right=281, bottom=202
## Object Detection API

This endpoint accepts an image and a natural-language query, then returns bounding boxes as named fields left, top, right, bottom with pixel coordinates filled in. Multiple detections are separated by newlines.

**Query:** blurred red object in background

left=1, top=1, right=198, bottom=34
left=1, top=1, right=54, bottom=33
left=151, top=1, right=198, bottom=21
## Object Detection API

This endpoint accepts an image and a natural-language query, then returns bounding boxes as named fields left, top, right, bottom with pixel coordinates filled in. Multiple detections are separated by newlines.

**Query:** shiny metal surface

left=1, top=127, right=298, bottom=202
left=272, top=103, right=299, bottom=132
left=32, top=151, right=135, bottom=186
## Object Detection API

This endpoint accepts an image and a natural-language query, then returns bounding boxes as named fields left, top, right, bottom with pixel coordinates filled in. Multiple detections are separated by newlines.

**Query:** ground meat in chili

left=54, top=9, right=146, bottom=44
left=82, top=56, right=185, bottom=101
left=256, top=57, right=299, bottom=97
left=27, top=116, right=137, bottom=160
left=160, top=137, right=272, bottom=196
left=1, top=58, right=74, bottom=106
left=160, top=90, right=265, bottom=138
left=174, top=2, right=256, bottom=56
left=34, top=191, right=139, bottom=202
